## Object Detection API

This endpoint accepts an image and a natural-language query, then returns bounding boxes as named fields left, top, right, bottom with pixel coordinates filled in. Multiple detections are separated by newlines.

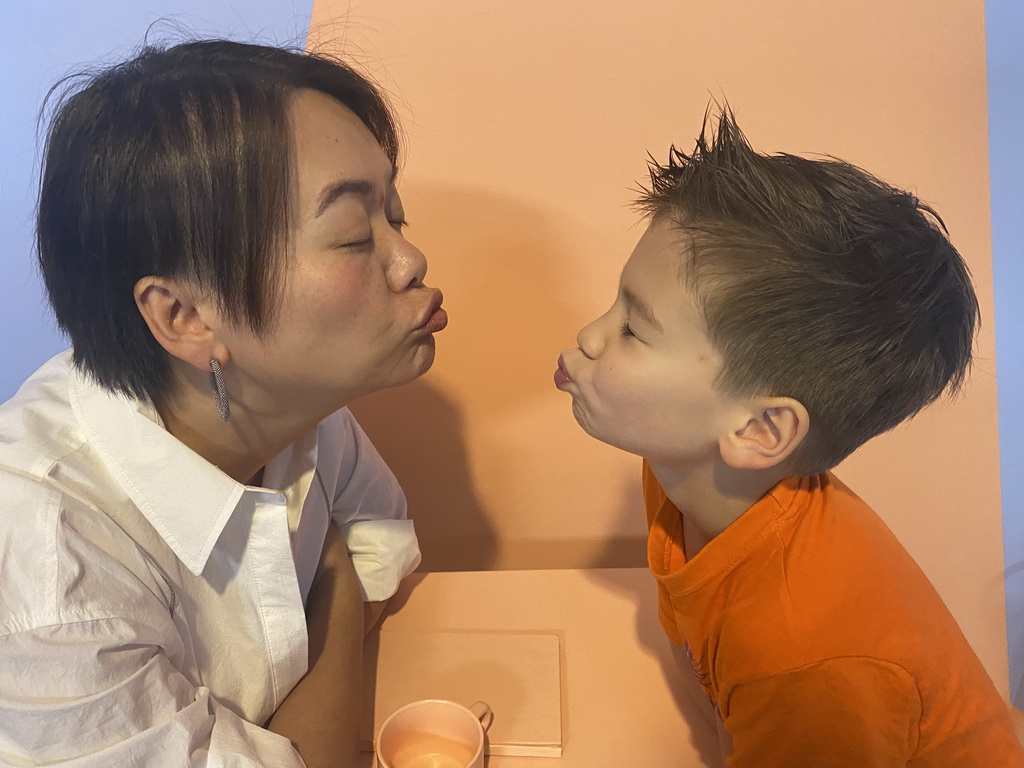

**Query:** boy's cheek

left=589, top=366, right=626, bottom=401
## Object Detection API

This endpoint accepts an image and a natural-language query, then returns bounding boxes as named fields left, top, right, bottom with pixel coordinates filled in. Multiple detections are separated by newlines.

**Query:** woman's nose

left=386, top=235, right=428, bottom=292
left=576, top=315, right=606, bottom=359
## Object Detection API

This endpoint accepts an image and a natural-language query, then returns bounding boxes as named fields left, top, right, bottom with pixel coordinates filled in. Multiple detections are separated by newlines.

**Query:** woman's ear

left=134, top=276, right=229, bottom=371
left=719, top=397, right=810, bottom=471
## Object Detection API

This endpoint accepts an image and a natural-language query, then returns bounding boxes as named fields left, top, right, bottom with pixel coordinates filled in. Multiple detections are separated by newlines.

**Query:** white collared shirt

left=0, top=352, right=421, bottom=766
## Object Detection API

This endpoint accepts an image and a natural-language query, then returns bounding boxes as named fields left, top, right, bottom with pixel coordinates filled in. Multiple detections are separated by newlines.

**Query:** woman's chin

left=377, top=346, right=438, bottom=393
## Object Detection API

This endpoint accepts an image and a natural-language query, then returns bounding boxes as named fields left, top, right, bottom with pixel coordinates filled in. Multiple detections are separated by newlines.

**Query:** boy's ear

left=719, top=397, right=810, bottom=472
left=134, top=276, right=229, bottom=372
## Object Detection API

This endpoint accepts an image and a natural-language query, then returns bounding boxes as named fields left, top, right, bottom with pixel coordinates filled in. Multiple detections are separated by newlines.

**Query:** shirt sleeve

left=0, top=619, right=305, bottom=768
left=323, top=409, right=421, bottom=602
left=722, top=657, right=921, bottom=768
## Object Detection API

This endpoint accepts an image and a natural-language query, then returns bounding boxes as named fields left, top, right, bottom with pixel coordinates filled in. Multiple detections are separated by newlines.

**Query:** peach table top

left=359, top=568, right=723, bottom=768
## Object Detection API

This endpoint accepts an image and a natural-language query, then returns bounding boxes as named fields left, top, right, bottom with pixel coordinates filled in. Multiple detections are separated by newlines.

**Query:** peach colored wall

left=308, top=1, right=1008, bottom=693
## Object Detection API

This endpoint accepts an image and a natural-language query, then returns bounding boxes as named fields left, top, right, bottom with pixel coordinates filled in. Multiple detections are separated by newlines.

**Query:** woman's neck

left=153, top=363, right=329, bottom=485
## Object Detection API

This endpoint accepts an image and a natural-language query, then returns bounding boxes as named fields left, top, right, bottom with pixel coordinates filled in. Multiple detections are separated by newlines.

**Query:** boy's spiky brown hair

left=636, top=107, right=978, bottom=474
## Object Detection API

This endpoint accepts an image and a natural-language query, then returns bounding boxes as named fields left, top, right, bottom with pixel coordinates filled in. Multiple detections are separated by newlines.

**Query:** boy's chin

left=573, top=416, right=648, bottom=459
left=574, top=415, right=719, bottom=467
left=570, top=402, right=656, bottom=458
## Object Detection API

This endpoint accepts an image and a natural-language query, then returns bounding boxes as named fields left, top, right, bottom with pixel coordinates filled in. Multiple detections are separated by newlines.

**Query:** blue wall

left=988, top=0, right=1024, bottom=706
left=0, top=1, right=313, bottom=402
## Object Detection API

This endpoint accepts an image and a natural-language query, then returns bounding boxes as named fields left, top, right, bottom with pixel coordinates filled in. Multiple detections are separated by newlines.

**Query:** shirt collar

left=650, top=472, right=820, bottom=593
left=69, top=366, right=250, bottom=576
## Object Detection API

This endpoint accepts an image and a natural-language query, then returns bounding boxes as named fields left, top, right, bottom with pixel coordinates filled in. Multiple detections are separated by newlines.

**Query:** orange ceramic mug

left=375, top=699, right=494, bottom=768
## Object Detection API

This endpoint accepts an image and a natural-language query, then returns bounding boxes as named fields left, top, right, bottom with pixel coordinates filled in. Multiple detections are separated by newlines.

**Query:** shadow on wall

left=584, top=485, right=724, bottom=767
left=351, top=380, right=496, bottom=572
left=493, top=478, right=646, bottom=569
left=588, top=480, right=648, bottom=569
left=351, top=183, right=648, bottom=572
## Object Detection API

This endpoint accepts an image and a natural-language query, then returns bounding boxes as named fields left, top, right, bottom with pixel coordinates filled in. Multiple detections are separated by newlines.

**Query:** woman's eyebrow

left=314, top=166, right=399, bottom=218
left=314, top=179, right=374, bottom=218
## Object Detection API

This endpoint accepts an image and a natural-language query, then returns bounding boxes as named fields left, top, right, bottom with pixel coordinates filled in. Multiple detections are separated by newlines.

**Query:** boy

left=554, top=109, right=1024, bottom=766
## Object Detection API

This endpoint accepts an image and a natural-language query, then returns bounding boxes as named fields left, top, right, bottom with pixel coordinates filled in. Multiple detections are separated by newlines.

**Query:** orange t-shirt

left=643, top=463, right=1024, bottom=767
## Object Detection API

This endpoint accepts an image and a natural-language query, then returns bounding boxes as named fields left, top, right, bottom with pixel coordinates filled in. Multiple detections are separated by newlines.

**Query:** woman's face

left=218, top=88, right=446, bottom=417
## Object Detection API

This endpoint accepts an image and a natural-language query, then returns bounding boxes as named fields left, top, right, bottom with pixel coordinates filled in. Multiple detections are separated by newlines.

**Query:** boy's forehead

left=623, top=219, right=692, bottom=285
left=621, top=224, right=708, bottom=325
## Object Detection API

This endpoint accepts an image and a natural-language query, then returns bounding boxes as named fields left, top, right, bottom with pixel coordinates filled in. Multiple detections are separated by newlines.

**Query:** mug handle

left=469, top=700, right=494, bottom=732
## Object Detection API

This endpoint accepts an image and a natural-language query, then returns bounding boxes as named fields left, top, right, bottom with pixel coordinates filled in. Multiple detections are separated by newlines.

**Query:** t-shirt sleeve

left=722, top=657, right=921, bottom=768
left=0, top=619, right=305, bottom=767
left=325, top=409, right=421, bottom=602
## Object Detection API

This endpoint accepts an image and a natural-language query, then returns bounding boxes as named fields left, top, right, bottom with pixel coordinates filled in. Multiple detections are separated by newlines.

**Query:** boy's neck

left=648, top=457, right=788, bottom=548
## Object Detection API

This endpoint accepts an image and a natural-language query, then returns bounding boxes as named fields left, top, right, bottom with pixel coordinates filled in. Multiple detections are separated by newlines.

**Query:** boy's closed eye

left=622, top=286, right=662, bottom=334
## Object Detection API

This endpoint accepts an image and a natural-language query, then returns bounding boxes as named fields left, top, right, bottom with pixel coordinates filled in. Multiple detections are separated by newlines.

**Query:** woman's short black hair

left=36, top=39, right=399, bottom=403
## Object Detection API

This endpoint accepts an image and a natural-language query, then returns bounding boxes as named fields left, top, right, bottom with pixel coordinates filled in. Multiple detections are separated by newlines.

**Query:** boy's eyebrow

left=314, top=166, right=400, bottom=218
left=623, top=287, right=662, bottom=331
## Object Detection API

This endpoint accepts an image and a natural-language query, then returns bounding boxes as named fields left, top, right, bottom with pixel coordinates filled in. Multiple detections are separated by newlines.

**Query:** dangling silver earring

left=208, top=359, right=230, bottom=422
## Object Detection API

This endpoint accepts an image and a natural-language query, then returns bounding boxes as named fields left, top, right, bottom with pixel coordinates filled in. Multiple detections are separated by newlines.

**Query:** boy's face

left=555, top=218, right=740, bottom=464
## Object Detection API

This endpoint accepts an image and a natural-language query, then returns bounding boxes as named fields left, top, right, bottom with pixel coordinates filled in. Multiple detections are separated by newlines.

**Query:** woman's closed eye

left=337, top=234, right=373, bottom=250
left=620, top=322, right=637, bottom=339
left=335, top=214, right=408, bottom=248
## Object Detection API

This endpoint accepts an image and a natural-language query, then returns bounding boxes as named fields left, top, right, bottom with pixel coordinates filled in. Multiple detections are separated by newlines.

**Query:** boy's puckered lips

left=554, top=354, right=572, bottom=389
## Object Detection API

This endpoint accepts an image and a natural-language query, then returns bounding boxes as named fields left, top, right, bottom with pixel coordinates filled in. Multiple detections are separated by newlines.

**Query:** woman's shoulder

left=0, top=465, right=174, bottom=640
left=0, top=351, right=85, bottom=478
left=0, top=352, right=171, bottom=630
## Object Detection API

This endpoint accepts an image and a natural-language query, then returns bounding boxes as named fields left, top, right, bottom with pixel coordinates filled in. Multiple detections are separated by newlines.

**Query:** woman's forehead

left=288, top=89, right=395, bottom=215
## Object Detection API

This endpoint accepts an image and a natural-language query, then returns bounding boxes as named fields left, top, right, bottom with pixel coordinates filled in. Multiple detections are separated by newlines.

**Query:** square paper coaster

left=360, top=630, right=563, bottom=757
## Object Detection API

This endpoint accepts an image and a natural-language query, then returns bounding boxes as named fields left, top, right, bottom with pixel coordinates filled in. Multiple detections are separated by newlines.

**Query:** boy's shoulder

left=710, top=472, right=978, bottom=687
left=649, top=466, right=967, bottom=679
left=712, top=473, right=1022, bottom=763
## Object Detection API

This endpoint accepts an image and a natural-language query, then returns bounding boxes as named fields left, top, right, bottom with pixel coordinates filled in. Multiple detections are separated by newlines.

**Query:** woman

left=0, top=40, right=443, bottom=767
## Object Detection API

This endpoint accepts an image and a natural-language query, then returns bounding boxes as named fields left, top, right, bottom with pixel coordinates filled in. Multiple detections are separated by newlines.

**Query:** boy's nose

left=576, top=317, right=604, bottom=359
